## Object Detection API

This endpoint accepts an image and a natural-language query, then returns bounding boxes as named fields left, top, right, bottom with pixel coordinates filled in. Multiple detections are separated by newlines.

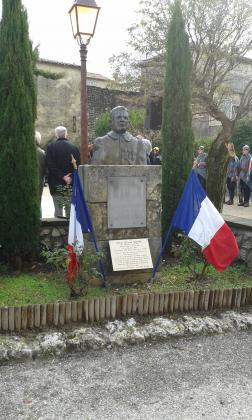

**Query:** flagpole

left=89, top=229, right=107, bottom=288
left=150, top=170, right=194, bottom=285
left=150, top=219, right=175, bottom=285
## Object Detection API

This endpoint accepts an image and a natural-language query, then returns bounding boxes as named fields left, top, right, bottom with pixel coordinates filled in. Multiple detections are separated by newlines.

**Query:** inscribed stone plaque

left=109, top=238, right=153, bottom=271
left=108, top=176, right=146, bottom=228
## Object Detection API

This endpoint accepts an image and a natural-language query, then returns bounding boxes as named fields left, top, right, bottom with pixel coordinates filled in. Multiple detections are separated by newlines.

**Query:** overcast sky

left=0, top=0, right=141, bottom=77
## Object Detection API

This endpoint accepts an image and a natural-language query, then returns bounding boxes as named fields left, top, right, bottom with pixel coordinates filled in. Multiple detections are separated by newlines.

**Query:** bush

left=41, top=246, right=104, bottom=297
left=193, top=137, right=213, bottom=154
left=128, top=108, right=145, bottom=131
left=171, top=234, right=209, bottom=280
left=95, top=111, right=110, bottom=137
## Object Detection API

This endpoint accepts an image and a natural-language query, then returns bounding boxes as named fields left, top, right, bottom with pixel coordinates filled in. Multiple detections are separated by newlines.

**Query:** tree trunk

left=206, top=122, right=235, bottom=212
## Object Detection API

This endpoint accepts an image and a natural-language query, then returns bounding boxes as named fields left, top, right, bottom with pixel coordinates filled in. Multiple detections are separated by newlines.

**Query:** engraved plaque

left=108, top=176, right=146, bottom=228
left=109, top=239, right=153, bottom=271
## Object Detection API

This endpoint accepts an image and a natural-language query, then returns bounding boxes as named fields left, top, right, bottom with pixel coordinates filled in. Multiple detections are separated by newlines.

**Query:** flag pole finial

left=71, top=154, right=77, bottom=170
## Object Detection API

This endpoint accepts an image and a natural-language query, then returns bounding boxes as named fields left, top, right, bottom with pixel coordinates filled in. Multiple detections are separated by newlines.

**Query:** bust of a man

left=91, top=106, right=147, bottom=165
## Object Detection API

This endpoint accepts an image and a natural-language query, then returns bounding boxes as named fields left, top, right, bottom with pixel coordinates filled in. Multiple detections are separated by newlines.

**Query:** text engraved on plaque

left=109, top=238, right=153, bottom=271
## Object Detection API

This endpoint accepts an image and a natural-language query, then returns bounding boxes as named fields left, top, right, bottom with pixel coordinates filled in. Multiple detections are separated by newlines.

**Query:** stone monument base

left=79, top=165, right=162, bottom=286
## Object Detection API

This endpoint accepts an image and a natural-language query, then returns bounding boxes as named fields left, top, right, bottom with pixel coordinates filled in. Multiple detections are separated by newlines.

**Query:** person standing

left=136, top=134, right=152, bottom=164
left=193, top=145, right=207, bottom=190
left=150, top=147, right=162, bottom=165
left=46, top=126, right=80, bottom=217
left=35, top=131, right=46, bottom=216
left=225, top=143, right=239, bottom=205
left=238, top=145, right=251, bottom=207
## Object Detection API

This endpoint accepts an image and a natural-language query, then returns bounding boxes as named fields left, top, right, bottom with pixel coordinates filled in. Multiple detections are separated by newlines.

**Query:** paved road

left=1, top=331, right=252, bottom=420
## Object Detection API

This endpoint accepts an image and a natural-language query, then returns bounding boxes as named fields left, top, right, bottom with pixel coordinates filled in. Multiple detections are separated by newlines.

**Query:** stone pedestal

left=79, top=165, right=161, bottom=285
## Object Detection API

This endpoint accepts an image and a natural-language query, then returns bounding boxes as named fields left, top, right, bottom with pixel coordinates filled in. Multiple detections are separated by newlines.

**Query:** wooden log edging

left=0, top=287, right=252, bottom=333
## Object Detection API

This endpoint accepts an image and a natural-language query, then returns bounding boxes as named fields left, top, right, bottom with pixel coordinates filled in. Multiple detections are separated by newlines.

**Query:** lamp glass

left=70, top=7, right=78, bottom=38
left=77, top=6, right=99, bottom=43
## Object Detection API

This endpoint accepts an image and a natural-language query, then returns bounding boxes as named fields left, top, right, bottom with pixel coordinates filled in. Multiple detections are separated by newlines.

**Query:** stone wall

left=36, top=61, right=143, bottom=147
left=226, top=217, right=252, bottom=270
left=40, top=219, right=68, bottom=250
left=40, top=216, right=252, bottom=274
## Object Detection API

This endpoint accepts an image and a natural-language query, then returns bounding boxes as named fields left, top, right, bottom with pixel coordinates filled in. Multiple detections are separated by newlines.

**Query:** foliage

left=171, top=234, right=208, bottom=280
left=128, top=108, right=145, bottom=131
left=193, top=137, right=213, bottom=154
left=41, top=245, right=103, bottom=297
left=161, top=0, right=194, bottom=233
left=0, top=0, right=40, bottom=264
left=95, top=108, right=146, bottom=138
left=95, top=111, right=111, bottom=137
left=231, top=119, right=252, bottom=156
left=33, top=68, right=64, bottom=80
left=79, top=250, right=104, bottom=283
left=41, top=247, right=68, bottom=271
left=110, top=0, right=252, bottom=116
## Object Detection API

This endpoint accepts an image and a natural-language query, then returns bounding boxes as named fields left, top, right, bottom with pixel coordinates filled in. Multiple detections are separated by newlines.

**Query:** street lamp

left=69, top=0, right=100, bottom=164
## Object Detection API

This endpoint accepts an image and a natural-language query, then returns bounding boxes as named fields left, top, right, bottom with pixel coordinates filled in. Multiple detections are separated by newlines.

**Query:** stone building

left=36, top=59, right=143, bottom=148
left=141, top=56, right=252, bottom=138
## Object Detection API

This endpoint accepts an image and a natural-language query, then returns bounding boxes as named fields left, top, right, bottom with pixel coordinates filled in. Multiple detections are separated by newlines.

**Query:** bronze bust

left=91, top=106, right=147, bottom=165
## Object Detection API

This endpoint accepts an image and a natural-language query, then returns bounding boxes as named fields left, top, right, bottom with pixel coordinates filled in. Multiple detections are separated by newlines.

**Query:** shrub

left=95, top=111, right=110, bottom=137
left=41, top=246, right=103, bottom=297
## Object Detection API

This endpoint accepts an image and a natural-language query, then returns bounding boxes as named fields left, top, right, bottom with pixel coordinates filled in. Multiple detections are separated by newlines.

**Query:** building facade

left=36, top=59, right=142, bottom=147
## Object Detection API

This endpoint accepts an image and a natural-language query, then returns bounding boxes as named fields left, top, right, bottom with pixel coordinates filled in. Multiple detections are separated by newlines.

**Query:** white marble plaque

left=109, top=238, right=153, bottom=271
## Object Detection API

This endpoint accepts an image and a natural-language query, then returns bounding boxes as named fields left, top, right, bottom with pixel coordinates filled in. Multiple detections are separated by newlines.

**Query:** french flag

left=67, top=169, right=93, bottom=283
left=172, top=170, right=239, bottom=271
left=68, top=169, right=93, bottom=254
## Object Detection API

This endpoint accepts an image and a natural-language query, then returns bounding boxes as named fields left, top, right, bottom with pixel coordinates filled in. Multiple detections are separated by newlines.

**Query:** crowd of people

left=226, top=144, right=252, bottom=207
left=193, top=143, right=252, bottom=207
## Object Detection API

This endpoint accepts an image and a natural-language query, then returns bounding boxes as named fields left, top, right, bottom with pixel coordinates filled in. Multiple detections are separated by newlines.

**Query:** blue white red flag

left=67, top=167, right=107, bottom=287
left=68, top=169, right=93, bottom=254
left=67, top=169, right=93, bottom=284
left=172, top=170, right=239, bottom=271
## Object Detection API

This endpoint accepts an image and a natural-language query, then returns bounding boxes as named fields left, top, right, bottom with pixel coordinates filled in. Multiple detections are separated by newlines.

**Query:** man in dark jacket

left=46, top=126, right=80, bottom=217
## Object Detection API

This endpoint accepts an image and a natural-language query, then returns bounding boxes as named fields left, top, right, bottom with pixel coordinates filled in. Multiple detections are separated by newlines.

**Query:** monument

left=79, top=106, right=161, bottom=285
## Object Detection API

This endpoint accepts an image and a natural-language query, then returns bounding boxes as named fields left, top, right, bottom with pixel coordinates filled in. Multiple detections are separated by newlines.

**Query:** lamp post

left=69, top=0, right=100, bottom=164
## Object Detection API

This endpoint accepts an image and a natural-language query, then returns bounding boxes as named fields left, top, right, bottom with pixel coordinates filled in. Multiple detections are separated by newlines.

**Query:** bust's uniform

left=91, top=131, right=147, bottom=165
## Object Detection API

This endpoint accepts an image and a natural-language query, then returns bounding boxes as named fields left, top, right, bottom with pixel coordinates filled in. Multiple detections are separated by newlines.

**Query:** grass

left=0, top=274, right=69, bottom=307
left=0, top=262, right=251, bottom=307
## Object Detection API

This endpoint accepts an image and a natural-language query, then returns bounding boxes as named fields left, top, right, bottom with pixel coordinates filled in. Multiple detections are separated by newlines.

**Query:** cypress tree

left=161, top=0, right=194, bottom=235
left=0, top=0, right=40, bottom=264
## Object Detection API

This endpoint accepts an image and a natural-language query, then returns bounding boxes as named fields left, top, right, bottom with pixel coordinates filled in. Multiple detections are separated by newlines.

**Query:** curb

left=0, top=287, right=252, bottom=333
left=0, top=310, right=252, bottom=364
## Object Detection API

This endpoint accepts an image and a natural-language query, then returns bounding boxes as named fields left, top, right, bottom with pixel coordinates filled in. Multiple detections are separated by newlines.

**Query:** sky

left=0, top=0, right=141, bottom=77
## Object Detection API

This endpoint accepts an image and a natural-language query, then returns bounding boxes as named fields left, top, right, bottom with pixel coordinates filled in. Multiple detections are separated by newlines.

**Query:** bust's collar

left=107, top=130, right=134, bottom=142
